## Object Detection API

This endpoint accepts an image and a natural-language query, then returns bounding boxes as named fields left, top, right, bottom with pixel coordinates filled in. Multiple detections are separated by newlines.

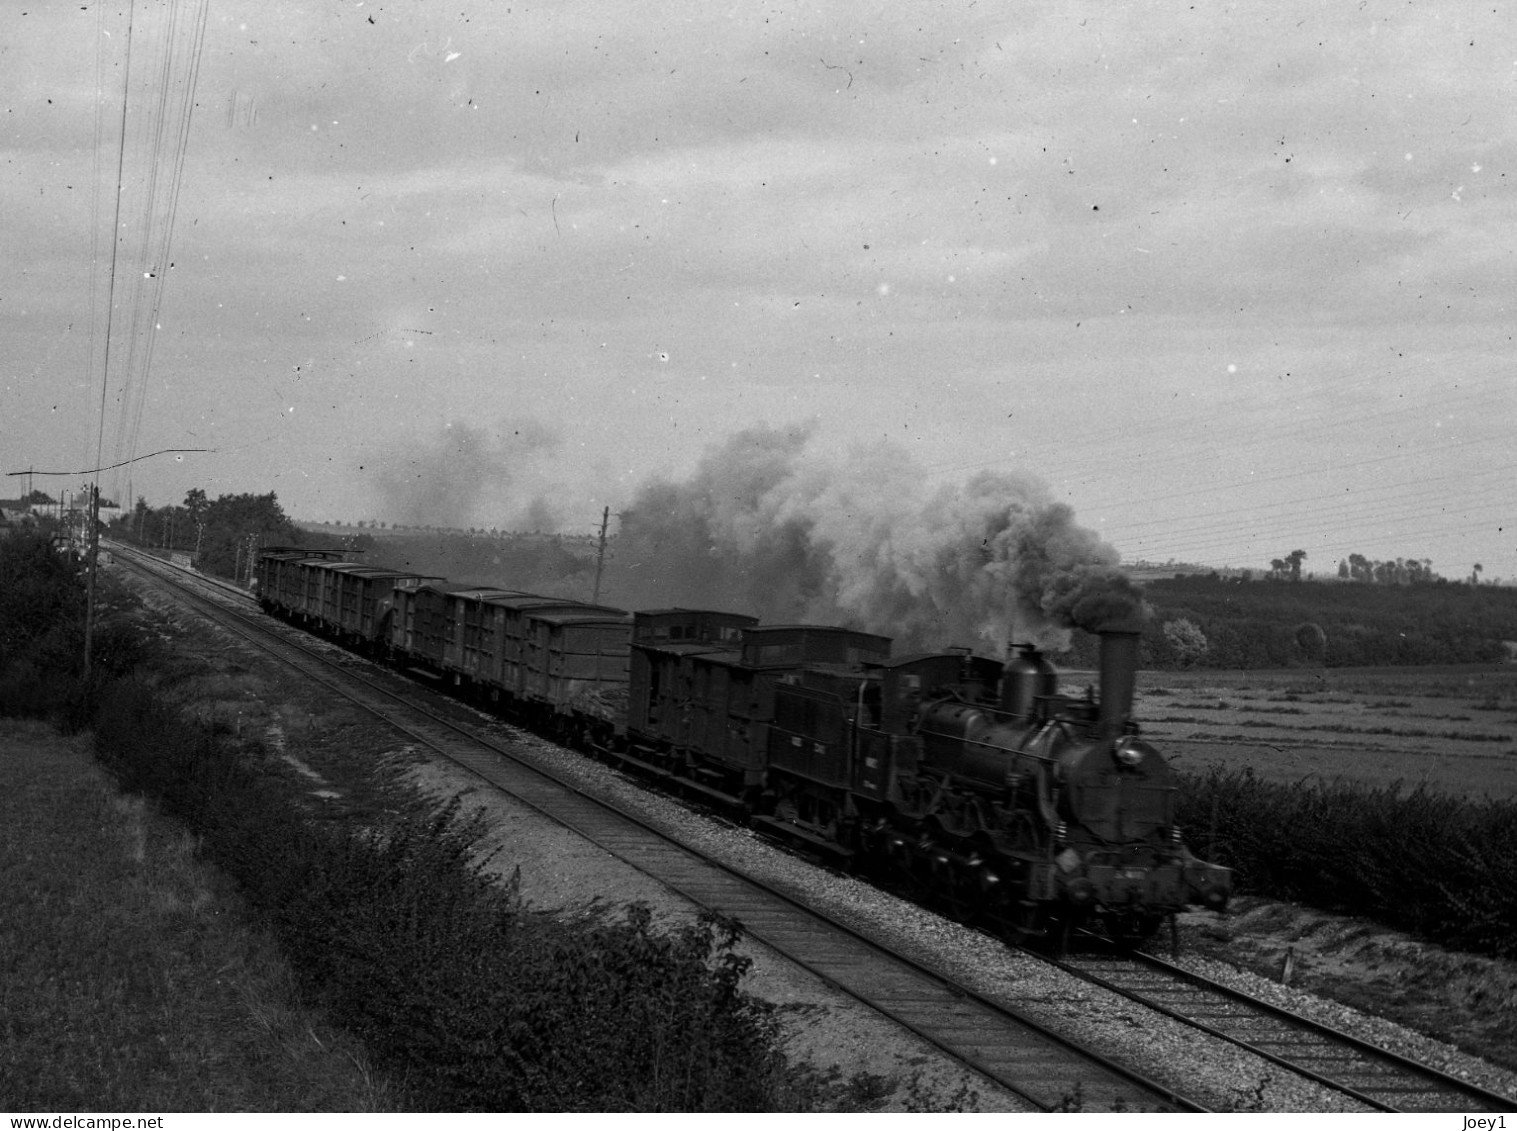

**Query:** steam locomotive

left=255, top=548, right=1232, bottom=948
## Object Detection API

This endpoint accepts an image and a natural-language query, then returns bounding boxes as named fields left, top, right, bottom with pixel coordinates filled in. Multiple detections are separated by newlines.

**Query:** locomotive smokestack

left=1097, top=629, right=1141, bottom=738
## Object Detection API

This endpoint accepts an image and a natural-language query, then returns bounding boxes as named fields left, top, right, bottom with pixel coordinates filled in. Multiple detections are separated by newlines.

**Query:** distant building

left=0, top=499, right=37, bottom=528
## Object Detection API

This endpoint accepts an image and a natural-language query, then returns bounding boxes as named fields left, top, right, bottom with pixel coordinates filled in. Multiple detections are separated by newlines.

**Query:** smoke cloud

left=367, top=418, right=563, bottom=531
left=605, top=424, right=1146, bottom=654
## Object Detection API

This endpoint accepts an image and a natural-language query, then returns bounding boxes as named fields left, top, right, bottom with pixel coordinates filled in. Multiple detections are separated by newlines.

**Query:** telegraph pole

left=592, top=506, right=610, bottom=603
left=6, top=450, right=209, bottom=677
left=83, top=484, right=101, bottom=677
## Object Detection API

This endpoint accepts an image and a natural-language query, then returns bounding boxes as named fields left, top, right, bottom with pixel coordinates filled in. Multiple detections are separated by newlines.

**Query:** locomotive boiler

left=758, top=626, right=1233, bottom=947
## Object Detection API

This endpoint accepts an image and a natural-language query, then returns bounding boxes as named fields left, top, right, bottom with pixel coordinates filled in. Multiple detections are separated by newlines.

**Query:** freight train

left=254, top=546, right=1232, bottom=948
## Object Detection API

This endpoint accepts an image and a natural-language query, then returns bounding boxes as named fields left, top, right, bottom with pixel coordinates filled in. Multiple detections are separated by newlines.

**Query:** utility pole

left=83, top=484, right=100, bottom=678
left=592, top=506, right=610, bottom=604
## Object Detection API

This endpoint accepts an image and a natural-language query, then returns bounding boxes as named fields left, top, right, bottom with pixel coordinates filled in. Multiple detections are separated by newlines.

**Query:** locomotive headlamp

left=1114, top=738, right=1146, bottom=768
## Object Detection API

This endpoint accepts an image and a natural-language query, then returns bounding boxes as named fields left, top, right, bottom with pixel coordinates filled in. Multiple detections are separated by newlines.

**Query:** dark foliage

left=0, top=531, right=145, bottom=727
left=1140, top=575, right=1517, bottom=669
left=90, top=679, right=831, bottom=1111
left=1178, top=766, right=1517, bottom=958
left=110, top=490, right=303, bottom=581
left=0, top=529, right=84, bottom=656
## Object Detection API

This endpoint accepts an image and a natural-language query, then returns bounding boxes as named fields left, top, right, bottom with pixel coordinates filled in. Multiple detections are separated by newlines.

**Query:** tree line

left=1261, top=548, right=1488, bottom=587
left=1134, top=572, right=1517, bottom=669
left=109, top=489, right=302, bottom=582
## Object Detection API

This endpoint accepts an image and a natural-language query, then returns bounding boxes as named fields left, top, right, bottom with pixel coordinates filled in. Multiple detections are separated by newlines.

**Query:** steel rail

left=1047, top=944, right=1515, bottom=1113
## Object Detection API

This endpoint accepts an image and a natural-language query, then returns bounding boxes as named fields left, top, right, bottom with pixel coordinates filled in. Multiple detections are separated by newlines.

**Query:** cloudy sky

left=3, top=0, right=1513, bottom=578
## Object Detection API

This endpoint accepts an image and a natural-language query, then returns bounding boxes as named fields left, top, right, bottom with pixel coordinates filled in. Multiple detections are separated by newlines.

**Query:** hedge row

left=1178, top=766, right=1517, bottom=958
left=89, top=678, right=833, bottom=1110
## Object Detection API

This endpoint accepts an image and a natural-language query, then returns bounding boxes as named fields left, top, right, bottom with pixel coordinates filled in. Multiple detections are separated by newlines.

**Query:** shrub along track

left=109, top=545, right=1197, bottom=1114
left=1045, top=943, right=1516, bottom=1112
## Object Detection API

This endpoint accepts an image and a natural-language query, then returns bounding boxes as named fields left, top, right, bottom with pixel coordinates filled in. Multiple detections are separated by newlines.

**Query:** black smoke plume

left=603, top=424, right=1146, bottom=653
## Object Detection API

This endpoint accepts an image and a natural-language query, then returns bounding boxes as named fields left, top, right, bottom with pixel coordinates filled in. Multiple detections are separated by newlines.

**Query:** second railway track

left=1048, top=946, right=1517, bottom=1113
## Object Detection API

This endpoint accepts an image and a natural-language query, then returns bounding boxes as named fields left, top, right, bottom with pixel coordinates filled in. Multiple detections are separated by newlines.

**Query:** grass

left=0, top=720, right=395, bottom=1112
left=1137, top=664, right=1517, bottom=801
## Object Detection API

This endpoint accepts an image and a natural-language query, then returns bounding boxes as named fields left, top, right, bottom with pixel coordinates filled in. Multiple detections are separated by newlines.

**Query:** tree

left=1473, top=563, right=1484, bottom=586
left=1294, top=621, right=1328, bottom=664
left=1161, top=618, right=1210, bottom=667
left=191, top=492, right=302, bottom=579
left=1287, top=549, right=1306, bottom=582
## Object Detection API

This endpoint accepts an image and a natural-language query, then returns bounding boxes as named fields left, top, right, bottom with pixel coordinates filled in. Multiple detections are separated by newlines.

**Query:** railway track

left=110, top=544, right=1202, bottom=1113
left=1049, top=945, right=1516, bottom=1113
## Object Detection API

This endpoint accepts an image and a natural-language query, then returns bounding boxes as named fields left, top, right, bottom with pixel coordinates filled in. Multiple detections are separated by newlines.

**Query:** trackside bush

left=91, top=678, right=837, bottom=1111
left=0, top=531, right=146, bottom=727
left=1179, top=767, right=1517, bottom=957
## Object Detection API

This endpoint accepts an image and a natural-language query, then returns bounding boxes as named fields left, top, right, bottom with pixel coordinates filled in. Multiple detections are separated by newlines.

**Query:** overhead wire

left=115, top=0, right=210, bottom=502
left=91, top=0, right=138, bottom=508
left=916, top=358, right=1512, bottom=569
left=88, top=0, right=210, bottom=508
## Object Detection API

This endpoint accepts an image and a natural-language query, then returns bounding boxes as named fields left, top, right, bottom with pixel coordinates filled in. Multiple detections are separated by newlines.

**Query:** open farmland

left=1126, top=664, right=1517, bottom=802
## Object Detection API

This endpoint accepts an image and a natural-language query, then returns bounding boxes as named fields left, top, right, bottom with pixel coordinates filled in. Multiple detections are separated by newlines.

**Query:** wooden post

left=83, top=484, right=100, bottom=678
left=592, top=506, right=610, bottom=603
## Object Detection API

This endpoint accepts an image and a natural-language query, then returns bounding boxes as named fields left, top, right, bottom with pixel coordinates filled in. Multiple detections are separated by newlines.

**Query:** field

left=1122, top=663, right=1517, bottom=801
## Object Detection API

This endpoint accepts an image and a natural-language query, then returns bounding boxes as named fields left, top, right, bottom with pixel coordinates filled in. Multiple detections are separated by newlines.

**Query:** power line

left=5, top=449, right=210, bottom=478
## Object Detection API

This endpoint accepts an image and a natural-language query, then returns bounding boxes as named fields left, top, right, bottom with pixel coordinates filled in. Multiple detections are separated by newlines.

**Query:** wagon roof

left=415, top=580, right=494, bottom=595
left=632, top=639, right=743, bottom=661
left=745, top=622, right=892, bottom=644
left=347, top=566, right=441, bottom=580
left=261, top=546, right=346, bottom=560
left=481, top=594, right=622, bottom=613
left=529, top=609, right=632, bottom=626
